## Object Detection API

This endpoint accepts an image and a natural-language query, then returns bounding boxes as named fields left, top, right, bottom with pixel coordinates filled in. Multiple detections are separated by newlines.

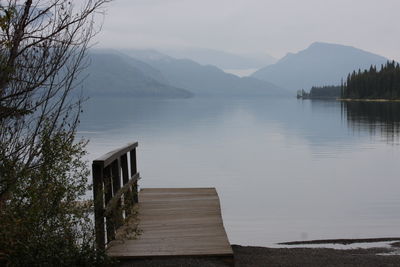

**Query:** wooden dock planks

left=106, top=188, right=233, bottom=259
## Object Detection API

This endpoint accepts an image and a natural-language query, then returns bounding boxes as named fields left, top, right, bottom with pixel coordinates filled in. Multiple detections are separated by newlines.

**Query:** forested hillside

left=299, top=85, right=341, bottom=99
left=342, top=61, right=400, bottom=99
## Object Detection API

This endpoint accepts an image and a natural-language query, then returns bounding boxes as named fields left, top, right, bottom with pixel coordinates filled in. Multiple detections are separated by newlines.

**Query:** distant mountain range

left=83, top=52, right=192, bottom=98
left=83, top=49, right=287, bottom=98
left=252, top=42, right=389, bottom=92
left=122, top=49, right=286, bottom=97
left=82, top=42, right=393, bottom=98
left=160, top=48, right=277, bottom=70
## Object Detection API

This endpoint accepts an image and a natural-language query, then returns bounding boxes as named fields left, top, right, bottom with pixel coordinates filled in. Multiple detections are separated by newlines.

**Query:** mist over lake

left=79, top=96, right=400, bottom=246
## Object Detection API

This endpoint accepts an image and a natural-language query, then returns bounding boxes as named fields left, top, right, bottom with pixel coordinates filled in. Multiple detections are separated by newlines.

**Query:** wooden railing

left=92, top=142, right=140, bottom=250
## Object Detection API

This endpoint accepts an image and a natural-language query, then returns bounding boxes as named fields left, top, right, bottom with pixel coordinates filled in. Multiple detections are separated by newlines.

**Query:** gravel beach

left=118, top=244, right=400, bottom=267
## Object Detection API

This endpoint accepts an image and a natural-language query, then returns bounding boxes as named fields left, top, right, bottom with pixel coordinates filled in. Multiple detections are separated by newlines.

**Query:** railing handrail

left=93, top=142, right=138, bottom=168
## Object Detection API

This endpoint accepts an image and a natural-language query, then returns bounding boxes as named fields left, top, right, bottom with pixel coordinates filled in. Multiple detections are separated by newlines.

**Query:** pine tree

left=341, top=61, right=400, bottom=99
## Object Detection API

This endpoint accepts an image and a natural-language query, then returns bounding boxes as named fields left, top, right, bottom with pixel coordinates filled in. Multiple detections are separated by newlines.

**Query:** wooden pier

left=92, top=143, right=233, bottom=261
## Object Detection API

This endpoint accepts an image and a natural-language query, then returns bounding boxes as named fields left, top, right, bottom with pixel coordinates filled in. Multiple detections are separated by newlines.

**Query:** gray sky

left=96, top=0, right=400, bottom=61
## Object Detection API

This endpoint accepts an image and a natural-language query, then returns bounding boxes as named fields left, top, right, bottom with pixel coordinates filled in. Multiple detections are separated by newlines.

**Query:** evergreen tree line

left=309, top=85, right=341, bottom=98
left=297, top=85, right=341, bottom=99
left=341, top=61, right=400, bottom=99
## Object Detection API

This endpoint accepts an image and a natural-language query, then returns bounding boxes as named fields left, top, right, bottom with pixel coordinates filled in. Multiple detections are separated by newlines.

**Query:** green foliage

left=0, top=124, right=113, bottom=266
left=0, top=0, right=113, bottom=263
left=342, top=61, right=400, bottom=99
left=0, top=6, right=15, bottom=49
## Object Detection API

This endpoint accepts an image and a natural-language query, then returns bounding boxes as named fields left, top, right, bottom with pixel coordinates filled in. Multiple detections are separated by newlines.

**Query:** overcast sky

left=96, top=0, right=400, bottom=61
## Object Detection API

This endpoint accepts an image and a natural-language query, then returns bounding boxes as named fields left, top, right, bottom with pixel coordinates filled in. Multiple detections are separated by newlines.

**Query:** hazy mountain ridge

left=90, top=49, right=170, bottom=84
left=83, top=52, right=193, bottom=98
left=83, top=42, right=390, bottom=98
left=252, top=42, right=390, bottom=92
left=123, top=49, right=287, bottom=97
left=161, top=48, right=277, bottom=70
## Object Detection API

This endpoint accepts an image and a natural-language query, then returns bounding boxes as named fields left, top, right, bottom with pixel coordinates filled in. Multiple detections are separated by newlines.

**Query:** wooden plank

left=106, top=188, right=233, bottom=259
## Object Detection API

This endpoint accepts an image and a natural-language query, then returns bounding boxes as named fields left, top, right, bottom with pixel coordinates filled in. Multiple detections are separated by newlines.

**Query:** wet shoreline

left=118, top=241, right=400, bottom=267
left=279, top=237, right=400, bottom=245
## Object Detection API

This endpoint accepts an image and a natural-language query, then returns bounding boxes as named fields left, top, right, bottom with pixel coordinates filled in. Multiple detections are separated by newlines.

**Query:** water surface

left=79, top=97, right=400, bottom=246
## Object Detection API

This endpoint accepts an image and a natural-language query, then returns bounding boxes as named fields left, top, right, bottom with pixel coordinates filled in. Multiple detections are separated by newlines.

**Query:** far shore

left=298, top=97, right=400, bottom=102
left=338, top=98, right=400, bottom=102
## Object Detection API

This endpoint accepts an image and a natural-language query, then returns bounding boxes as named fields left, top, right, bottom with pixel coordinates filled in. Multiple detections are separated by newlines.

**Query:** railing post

left=130, top=148, right=138, bottom=203
left=111, top=159, right=124, bottom=228
left=121, top=154, right=133, bottom=216
left=92, top=163, right=105, bottom=251
left=103, top=166, right=115, bottom=242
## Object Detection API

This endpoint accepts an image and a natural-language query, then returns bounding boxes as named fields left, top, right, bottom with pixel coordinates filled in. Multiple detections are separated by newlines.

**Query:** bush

left=0, top=125, right=113, bottom=266
left=0, top=1, right=112, bottom=265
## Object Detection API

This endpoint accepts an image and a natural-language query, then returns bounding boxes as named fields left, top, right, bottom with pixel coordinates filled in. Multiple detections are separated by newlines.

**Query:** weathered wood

left=130, top=149, right=138, bottom=203
left=93, top=143, right=233, bottom=261
left=93, top=142, right=138, bottom=168
left=92, top=163, right=105, bottom=250
left=92, top=142, right=139, bottom=248
left=111, top=159, right=123, bottom=229
left=106, top=188, right=233, bottom=259
left=104, top=173, right=140, bottom=217
left=120, top=153, right=133, bottom=216
left=103, top=166, right=115, bottom=242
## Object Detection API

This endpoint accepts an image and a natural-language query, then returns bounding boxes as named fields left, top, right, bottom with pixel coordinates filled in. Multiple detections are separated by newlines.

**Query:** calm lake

left=79, top=96, right=400, bottom=247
